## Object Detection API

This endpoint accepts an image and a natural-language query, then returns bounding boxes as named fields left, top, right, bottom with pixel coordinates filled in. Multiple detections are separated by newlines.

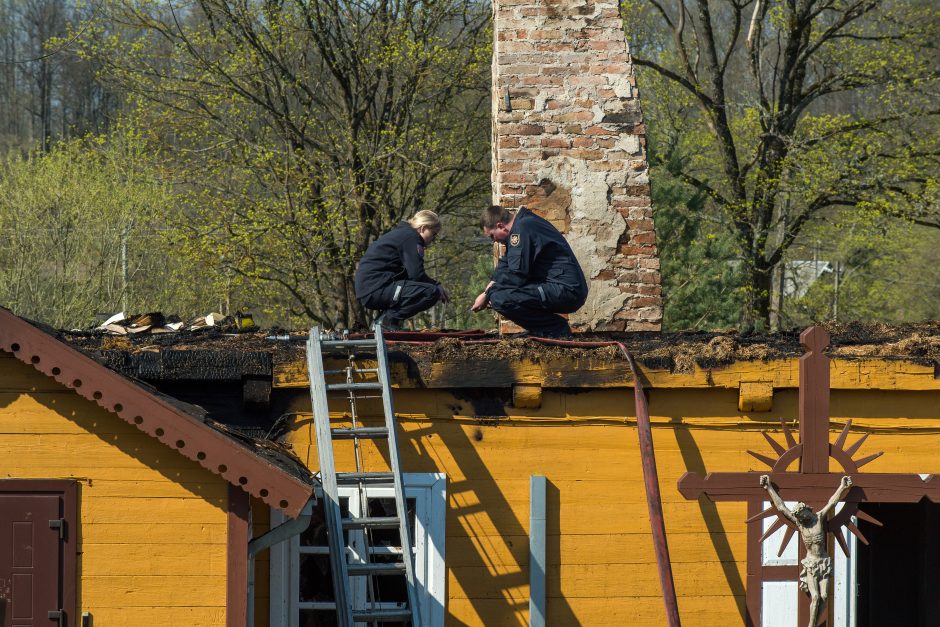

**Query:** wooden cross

left=678, top=326, right=940, bottom=626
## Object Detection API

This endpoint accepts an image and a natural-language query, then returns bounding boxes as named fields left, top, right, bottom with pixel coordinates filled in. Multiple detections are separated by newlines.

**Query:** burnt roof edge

left=0, top=307, right=313, bottom=518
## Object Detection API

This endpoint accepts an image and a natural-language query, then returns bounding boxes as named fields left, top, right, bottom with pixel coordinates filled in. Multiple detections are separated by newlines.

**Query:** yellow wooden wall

left=282, top=375, right=940, bottom=626
left=0, top=354, right=230, bottom=626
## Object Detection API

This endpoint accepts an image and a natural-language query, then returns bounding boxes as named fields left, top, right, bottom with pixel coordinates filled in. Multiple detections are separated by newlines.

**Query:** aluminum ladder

left=306, top=324, right=421, bottom=626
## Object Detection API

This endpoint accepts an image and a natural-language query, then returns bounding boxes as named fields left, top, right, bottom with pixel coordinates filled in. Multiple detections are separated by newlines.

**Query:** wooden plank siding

left=278, top=368, right=940, bottom=626
left=274, top=355, right=940, bottom=391
left=0, top=356, right=230, bottom=625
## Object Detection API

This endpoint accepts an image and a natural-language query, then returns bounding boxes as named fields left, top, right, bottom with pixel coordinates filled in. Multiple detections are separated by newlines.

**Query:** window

left=271, top=473, right=446, bottom=627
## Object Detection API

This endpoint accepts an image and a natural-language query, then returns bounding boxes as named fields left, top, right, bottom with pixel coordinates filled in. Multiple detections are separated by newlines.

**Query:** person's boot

left=374, top=312, right=402, bottom=331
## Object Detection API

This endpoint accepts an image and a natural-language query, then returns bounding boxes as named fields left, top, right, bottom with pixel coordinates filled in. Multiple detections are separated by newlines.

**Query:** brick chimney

left=491, top=0, right=662, bottom=332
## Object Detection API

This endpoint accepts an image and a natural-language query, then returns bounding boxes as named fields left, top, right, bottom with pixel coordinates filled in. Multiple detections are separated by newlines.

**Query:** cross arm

left=678, top=471, right=940, bottom=503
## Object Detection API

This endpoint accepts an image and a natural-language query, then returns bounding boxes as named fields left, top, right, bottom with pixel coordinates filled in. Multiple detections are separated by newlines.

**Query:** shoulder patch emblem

left=510, top=234, right=520, bottom=247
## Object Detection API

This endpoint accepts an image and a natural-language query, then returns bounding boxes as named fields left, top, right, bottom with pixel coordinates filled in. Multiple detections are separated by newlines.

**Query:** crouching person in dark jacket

left=471, top=205, right=588, bottom=338
left=355, top=210, right=449, bottom=330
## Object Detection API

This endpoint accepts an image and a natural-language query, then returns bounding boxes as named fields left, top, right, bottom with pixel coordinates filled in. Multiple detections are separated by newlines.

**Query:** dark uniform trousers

left=488, top=281, right=585, bottom=336
left=360, top=280, right=440, bottom=328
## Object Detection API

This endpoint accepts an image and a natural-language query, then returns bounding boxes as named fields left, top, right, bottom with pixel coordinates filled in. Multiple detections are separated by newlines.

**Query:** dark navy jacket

left=355, top=222, right=436, bottom=299
left=491, top=207, right=588, bottom=294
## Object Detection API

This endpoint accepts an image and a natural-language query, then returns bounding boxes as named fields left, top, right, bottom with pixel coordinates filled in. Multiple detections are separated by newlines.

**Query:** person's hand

left=841, top=476, right=852, bottom=489
left=759, top=475, right=770, bottom=488
left=437, top=284, right=450, bottom=304
left=471, top=292, right=489, bottom=312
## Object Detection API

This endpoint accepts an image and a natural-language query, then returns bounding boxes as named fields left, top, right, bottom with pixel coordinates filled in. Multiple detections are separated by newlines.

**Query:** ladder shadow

left=671, top=418, right=748, bottom=622
left=388, top=389, right=583, bottom=626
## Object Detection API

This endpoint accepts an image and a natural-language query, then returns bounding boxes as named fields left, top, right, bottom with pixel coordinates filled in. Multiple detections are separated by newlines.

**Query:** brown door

left=0, top=492, right=66, bottom=627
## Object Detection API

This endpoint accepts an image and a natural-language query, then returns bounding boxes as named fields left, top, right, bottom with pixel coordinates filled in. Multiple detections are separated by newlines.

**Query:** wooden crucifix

left=678, top=326, right=940, bottom=626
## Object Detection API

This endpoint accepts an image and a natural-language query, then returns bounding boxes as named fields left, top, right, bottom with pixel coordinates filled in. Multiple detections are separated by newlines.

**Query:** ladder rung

left=323, top=368, right=380, bottom=376
left=331, top=427, right=389, bottom=440
left=352, top=609, right=413, bottom=622
left=336, top=472, right=395, bottom=486
left=321, top=339, right=378, bottom=349
left=342, top=516, right=400, bottom=529
left=327, top=382, right=383, bottom=391
left=347, top=562, right=407, bottom=576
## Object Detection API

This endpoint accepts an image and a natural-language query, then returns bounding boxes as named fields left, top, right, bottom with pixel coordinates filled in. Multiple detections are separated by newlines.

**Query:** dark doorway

left=856, top=501, right=940, bottom=627
left=0, top=481, right=76, bottom=627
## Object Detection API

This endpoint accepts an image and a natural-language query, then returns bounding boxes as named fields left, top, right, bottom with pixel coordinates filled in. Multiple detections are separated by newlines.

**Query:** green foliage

left=76, top=0, right=493, bottom=329
left=0, top=133, right=221, bottom=327
left=626, top=0, right=940, bottom=329
left=653, top=145, right=744, bottom=330
left=787, top=217, right=940, bottom=325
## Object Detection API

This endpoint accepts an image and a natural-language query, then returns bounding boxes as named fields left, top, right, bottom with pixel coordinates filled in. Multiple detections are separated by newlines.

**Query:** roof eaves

left=0, top=307, right=314, bottom=518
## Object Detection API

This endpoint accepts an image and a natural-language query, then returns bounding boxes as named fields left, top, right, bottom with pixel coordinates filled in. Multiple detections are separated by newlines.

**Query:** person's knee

left=488, top=289, right=511, bottom=312
left=418, top=287, right=440, bottom=309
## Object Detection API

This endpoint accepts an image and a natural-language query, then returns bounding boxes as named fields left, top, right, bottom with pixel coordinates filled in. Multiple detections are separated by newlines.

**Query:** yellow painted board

left=448, top=560, right=744, bottom=600
left=0, top=433, right=218, bottom=470
left=81, top=496, right=227, bottom=523
left=79, top=543, right=225, bottom=576
left=81, top=575, right=225, bottom=607
left=274, top=353, right=940, bottom=391
left=445, top=593, right=744, bottom=626
left=445, top=531, right=746, bottom=568
left=0, top=358, right=72, bottom=390
left=80, top=478, right=227, bottom=499
left=445, top=497, right=746, bottom=537
left=0, top=400, right=101, bottom=434
left=81, top=523, right=228, bottom=544
left=79, top=606, right=225, bottom=627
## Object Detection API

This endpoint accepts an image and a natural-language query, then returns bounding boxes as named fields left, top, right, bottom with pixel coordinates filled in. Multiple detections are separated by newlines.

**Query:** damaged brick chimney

left=492, top=0, right=663, bottom=331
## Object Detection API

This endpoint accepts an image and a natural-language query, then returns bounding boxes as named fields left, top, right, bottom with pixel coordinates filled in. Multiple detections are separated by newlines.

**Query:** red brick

left=628, top=297, right=662, bottom=308
left=619, top=244, right=654, bottom=256
left=636, top=284, right=663, bottom=296
left=501, top=173, right=532, bottom=184
left=507, top=124, right=545, bottom=135
left=631, top=231, right=657, bottom=244
left=541, top=137, right=571, bottom=148
left=553, top=110, right=594, bottom=122
left=584, top=125, right=617, bottom=136
left=572, top=149, right=604, bottom=160
left=627, top=219, right=655, bottom=231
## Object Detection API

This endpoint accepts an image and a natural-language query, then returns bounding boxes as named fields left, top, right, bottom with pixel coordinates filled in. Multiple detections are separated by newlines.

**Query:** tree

left=78, top=0, right=492, bottom=329
left=653, top=143, right=744, bottom=329
left=0, top=133, right=218, bottom=327
left=625, top=0, right=940, bottom=329
left=0, top=0, right=116, bottom=152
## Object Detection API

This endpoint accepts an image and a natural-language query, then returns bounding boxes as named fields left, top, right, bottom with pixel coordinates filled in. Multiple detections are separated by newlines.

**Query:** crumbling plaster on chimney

left=534, top=156, right=636, bottom=327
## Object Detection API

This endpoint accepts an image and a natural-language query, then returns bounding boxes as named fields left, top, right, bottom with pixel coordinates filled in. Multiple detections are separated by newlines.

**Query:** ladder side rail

left=307, top=327, right=355, bottom=627
left=373, top=324, right=423, bottom=626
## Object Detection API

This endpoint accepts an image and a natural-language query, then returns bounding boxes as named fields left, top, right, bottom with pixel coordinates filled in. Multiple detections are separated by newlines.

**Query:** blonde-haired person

left=354, top=210, right=449, bottom=330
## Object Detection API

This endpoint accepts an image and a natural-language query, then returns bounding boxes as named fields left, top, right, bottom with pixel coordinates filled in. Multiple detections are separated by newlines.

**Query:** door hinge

left=48, top=518, right=64, bottom=540
left=48, top=609, right=64, bottom=626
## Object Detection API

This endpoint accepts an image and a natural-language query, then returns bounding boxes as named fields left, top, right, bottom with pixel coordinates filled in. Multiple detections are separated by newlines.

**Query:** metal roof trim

left=0, top=307, right=313, bottom=517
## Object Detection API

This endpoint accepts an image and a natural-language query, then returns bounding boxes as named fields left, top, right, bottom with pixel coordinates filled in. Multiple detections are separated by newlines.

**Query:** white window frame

left=270, top=473, right=446, bottom=627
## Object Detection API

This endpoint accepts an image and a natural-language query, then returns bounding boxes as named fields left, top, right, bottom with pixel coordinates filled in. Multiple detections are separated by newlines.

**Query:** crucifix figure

left=761, top=474, right=852, bottom=627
